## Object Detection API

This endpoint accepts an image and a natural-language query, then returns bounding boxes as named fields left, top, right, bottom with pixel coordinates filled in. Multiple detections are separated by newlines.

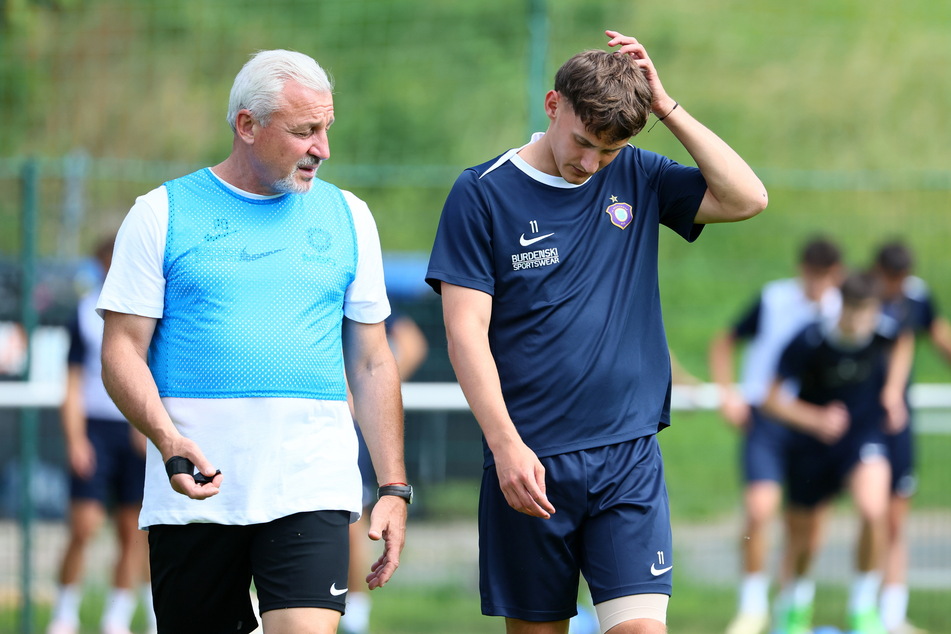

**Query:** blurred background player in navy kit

left=871, top=241, right=951, bottom=634
left=341, top=314, right=428, bottom=634
left=47, top=235, right=156, bottom=634
left=709, top=237, right=842, bottom=634
left=763, top=272, right=914, bottom=634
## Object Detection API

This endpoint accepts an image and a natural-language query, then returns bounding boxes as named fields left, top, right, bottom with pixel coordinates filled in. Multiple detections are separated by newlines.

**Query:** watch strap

left=377, top=484, right=413, bottom=504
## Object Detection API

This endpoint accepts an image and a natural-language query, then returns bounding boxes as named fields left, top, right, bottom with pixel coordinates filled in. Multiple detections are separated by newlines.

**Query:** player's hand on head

left=604, top=29, right=671, bottom=112
left=494, top=440, right=556, bottom=519
left=163, top=437, right=222, bottom=500
left=366, top=495, right=407, bottom=589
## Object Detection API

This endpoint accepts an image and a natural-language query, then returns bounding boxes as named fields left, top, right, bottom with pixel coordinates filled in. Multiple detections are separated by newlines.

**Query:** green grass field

left=7, top=581, right=949, bottom=633
left=5, top=412, right=948, bottom=633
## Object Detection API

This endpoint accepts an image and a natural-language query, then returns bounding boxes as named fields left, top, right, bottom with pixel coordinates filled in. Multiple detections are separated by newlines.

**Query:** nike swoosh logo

left=240, top=247, right=286, bottom=261
left=203, top=230, right=239, bottom=241
left=519, top=232, right=555, bottom=247
left=329, top=583, right=348, bottom=596
left=650, top=563, right=673, bottom=576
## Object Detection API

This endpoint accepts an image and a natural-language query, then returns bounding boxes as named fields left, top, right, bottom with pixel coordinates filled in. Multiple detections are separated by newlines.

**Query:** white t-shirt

left=98, top=177, right=390, bottom=528
left=75, top=291, right=126, bottom=421
left=739, top=278, right=841, bottom=405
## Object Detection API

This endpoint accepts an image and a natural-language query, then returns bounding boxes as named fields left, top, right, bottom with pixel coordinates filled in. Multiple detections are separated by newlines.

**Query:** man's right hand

left=162, top=437, right=222, bottom=500
left=493, top=440, right=556, bottom=519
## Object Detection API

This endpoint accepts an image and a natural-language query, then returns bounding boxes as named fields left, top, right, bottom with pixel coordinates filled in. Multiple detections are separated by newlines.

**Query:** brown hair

left=799, top=235, right=842, bottom=270
left=874, top=240, right=914, bottom=275
left=840, top=271, right=880, bottom=306
left=553, top=50, right=652, bottom=143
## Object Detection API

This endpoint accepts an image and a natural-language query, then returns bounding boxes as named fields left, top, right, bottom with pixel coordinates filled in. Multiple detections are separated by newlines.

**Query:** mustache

left=299, top=157, right=322, bottom=168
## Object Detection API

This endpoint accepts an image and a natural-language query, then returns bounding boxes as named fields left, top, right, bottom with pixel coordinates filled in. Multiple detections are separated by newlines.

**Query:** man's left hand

left=605, top=29, right=676, bottom=118
left=365, top=495, right=408, bottom=589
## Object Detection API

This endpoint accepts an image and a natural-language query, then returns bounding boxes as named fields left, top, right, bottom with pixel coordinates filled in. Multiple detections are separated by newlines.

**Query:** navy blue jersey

left=882, top=276, right=936, bottom=334
left=426, top=142, right=706, bottom=463
left=733, top=297, right=763, bottom=339
left=66, top=316, right=85, bottom=366
left=777, top=319, right=900, bottom=433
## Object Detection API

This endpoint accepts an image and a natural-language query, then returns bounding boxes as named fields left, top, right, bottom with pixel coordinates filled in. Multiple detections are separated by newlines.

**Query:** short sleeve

left=342, top=190, right=391, bottom=324
left=425, top=169, right=496, bottom=296
left=915, top=295, right=937, bottom=331
left=733, top=296, right=763, bottom=339
left=96, top=187, right=169, bottom=319
left=66, top=316, right=84, bottom=366
left=651, top=155, right=707, bottom=242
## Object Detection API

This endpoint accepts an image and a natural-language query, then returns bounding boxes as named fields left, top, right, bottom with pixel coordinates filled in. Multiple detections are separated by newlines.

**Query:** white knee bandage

left=595, top=593, right=669, bottom=632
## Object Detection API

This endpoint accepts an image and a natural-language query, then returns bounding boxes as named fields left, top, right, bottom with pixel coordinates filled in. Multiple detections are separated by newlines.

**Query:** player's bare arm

left=101, top=310, right=222, bottom=499
left=882, top=331, right=915, bottom=433
left=60, top=365, right=96, bottom=478
left=762, top=380, right=848, bottom=444
left=343, top=318, right=407, bottom=588
left=442, top=283, right=556, bottom=519
left=606, top=29, right=768, bottom=225
left=929, top=316, right=951, bottom=365
left=708, top=330, right=751, bottom=429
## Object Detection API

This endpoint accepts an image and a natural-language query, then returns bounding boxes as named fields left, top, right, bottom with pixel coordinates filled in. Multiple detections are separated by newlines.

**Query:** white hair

left=227, top=49, right=333, bottom=132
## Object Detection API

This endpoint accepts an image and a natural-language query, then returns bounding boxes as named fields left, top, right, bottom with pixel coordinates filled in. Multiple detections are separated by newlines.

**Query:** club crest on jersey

left=605, top=201, right=634, bottom=229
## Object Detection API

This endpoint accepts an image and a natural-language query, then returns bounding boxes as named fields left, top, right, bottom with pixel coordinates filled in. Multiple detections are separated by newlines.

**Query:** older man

left=99, top=49, right=408, bottom=634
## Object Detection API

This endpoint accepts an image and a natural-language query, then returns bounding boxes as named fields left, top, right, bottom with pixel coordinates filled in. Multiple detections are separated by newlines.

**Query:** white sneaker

left=46, top=622, right=78, bottom=634
left=100, top=626, right=133, bottom=634
left=889, top=622, right=928, bottom=634
left=725, top=612, right=769, bottom=634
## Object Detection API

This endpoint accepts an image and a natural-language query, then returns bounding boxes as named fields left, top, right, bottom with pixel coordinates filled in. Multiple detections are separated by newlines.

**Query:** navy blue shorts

left=70, top=417, right=146, bottom=506
left=479, top=436, right=672, bottom=622
left=742, top=408, right=794, bottom=484
left=884, top=422, right=916, bottom=497
left=148, top=510, right=351, bottom=634
left=786, top=427, right=888, bottom=508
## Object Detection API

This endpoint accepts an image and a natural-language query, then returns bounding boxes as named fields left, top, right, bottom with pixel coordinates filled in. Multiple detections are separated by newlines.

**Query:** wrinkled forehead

left=278, top=81, right=334, bottom=121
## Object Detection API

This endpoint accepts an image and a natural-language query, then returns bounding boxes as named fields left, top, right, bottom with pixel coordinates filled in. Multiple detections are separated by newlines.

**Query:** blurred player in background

left=763, top=272, right=914, bottom=634
left=709, top=237, right=842, bottom=634
left=341, top=314, right=428, bottom=634
left=428, top=29, right=767, bottom=633
left=871, top=241, right=951, bottom=634
left=98, top=49, right=408, bottom=634
left=47, top=235, right=156, bottom=634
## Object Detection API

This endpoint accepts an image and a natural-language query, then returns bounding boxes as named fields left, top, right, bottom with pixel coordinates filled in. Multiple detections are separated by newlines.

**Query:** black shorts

left=148, top=510, right=351, bottom=634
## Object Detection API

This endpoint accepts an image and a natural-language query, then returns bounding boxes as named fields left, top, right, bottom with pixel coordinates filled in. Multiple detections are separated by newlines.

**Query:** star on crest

left=609, top=195, right=619, bottom=203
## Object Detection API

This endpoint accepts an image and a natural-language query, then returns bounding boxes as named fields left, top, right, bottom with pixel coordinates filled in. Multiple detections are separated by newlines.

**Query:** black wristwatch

left=377, top=483, right=414, bottom=504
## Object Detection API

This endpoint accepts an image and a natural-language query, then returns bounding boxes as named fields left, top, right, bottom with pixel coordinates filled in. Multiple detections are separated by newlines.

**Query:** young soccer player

left=763, top=272, right=914, bottom=634
left=427, top=29, right=767, bottom=633
left=871, top=241, right=951, bottom=634
left=709, top=237, right=843, bottom=634
left=48, top=236, right=155, bottom=634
